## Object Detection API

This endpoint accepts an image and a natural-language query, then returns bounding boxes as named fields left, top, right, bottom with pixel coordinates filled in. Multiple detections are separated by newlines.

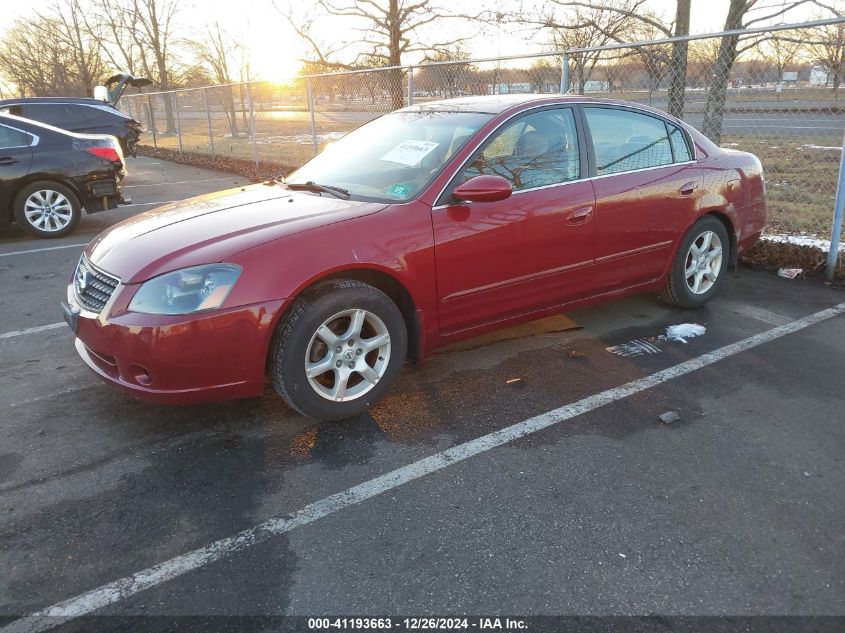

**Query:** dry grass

left=725, top=136, right=841, bottom=237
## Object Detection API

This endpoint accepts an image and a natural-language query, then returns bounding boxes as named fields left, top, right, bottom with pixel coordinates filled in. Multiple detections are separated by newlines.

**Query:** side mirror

left=452, top=175, right=513, bottom=203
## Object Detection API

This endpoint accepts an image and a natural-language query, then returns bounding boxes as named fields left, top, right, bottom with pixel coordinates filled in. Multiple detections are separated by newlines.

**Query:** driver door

left=432, top=106, right=596, bottom=334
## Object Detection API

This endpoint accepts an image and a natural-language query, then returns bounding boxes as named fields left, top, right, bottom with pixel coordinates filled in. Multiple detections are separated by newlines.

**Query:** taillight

left=85, top=146, right=121, bottom=162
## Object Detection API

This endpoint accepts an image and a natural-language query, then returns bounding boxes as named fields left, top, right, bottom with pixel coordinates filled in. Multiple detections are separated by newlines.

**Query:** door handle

left=566, top=205, right=593, bottom=225
left=0, top=156, right=18, bottom=165
left=679, top=181, right=698, bottom=196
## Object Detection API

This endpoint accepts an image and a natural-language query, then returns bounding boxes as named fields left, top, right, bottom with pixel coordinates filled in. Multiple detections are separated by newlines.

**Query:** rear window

left=23, top=103, right=78, bottom=126
left=0, top=124, right=33, bottom=148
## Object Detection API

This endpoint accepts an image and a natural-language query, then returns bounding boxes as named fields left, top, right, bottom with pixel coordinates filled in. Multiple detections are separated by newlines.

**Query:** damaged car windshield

left=285, top=109, right=493, bottom=202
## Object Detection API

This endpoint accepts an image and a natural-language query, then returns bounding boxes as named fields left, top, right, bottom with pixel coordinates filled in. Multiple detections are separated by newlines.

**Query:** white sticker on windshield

left=380, top=140, right=440, bottom=166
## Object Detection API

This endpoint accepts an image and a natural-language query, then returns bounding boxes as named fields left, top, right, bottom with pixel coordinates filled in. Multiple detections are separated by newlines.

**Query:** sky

left=1, top=0, right=839, bottom=84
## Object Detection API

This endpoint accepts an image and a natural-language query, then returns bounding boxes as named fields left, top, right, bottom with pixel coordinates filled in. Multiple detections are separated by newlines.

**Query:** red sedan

left=62, top=95, right=766, bottom=420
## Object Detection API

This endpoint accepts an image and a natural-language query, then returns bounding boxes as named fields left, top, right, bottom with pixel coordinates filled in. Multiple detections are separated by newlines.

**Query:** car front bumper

left=64, top=284, right=286, bottom=405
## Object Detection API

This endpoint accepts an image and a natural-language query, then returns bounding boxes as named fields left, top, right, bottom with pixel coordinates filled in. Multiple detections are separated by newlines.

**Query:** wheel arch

left=701, top=209, right=738, bottom=267
left=268, top=265, right=423, bottom=370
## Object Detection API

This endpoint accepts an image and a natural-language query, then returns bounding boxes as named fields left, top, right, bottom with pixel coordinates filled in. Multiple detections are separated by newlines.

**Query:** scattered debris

left=618, top=553, right=626, bottom=558
left=568, top=350, right=586, bottom=359
left=778, top=267, right=803, bottom=279
left=506, top=378, right=526, bottom=389
left=606, top=339, right=661, bottom=357
left=662, top=323, right=706, bottom=344
left=658, top=411, right=680, bottom=424
left=803, top=471, right=812, bottom=478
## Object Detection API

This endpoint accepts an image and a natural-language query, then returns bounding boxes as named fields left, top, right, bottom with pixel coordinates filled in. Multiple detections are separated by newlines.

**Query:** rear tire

left=270, top=280, right=407, bottom=421
left=661, top=215, right=730, bottom=309
left=13, top=181, right=81, bottom=238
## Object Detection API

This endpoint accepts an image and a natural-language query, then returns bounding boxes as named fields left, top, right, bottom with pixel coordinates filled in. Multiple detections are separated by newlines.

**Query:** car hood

left=87, top=183, right=387, bottom=283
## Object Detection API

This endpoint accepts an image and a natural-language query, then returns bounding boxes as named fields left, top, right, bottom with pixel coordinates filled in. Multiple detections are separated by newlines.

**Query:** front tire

left=661, top=216, right=729, bottom=309
left=13, top=181, right=81, bottom=238
left=270, top=280, right=408, bottom=421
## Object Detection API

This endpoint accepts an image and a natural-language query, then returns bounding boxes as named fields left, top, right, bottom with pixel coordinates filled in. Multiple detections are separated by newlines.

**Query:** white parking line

left=123, top=178, right=242, bottom=188
left=122, top=199, right=182, bottom=208
left=0, top=322, right=66, bottom=341
left=0, top=243, right=88, bottom=258
left=3, top=301, right=844, bottom=633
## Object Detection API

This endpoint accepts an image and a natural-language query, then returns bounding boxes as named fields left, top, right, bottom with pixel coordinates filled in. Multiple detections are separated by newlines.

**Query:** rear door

left=432, top=106, right=596, bottom=333
left=0, top=123, right=34, bottom=214
left=582, top=106, right=700, bottom=291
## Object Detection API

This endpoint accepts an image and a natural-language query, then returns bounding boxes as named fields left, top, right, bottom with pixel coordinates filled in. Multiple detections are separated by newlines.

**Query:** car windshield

left=286, top=109, right=493, bottom=202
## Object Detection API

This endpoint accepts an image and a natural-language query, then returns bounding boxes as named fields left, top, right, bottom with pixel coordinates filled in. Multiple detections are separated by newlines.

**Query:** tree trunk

left=667, top=0, right=691, bottom=118
left=701, top=0, right=747, bottom=144
left=225, top=85, right=239, bottom=138
left=387, top=0, right=405, bottom=110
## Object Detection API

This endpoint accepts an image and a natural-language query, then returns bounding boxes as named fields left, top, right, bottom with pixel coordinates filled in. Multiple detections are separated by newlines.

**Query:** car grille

left=74, top=254, right=120, bottom=313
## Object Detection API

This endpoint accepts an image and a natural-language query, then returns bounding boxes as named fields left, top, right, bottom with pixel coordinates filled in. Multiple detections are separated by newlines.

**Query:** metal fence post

left=560, top=53, right=569, bottom=94
left=306, top=78, right=319, bottom=157
left=246, top=83, right=259, bottom=167
left=172, top=92, right=183, bottom=160
left=407, top=66, right=414, bottom=106
left=147, top=95, right=157, bottom=149
left=203, top=88, right=216, bottom=160
left=825, top=129, right=845, bottom=280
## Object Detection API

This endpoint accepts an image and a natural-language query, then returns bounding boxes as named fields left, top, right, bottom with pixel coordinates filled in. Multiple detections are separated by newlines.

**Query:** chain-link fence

left=120, top=18, right=845, bottom=266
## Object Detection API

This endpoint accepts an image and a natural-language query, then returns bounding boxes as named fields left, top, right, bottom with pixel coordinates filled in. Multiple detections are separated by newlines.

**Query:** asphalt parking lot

left=1, top=157, right=845, bottom=631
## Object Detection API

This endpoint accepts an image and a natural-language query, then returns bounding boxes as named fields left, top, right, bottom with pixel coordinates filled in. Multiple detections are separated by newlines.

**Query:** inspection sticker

left=387, top=183, right=413, bottom=197
left=380, top=140, right=439, bottom=166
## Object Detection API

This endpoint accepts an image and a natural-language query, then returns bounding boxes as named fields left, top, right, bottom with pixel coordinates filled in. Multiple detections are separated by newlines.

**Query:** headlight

left=128, top=264, right=242, bottom=315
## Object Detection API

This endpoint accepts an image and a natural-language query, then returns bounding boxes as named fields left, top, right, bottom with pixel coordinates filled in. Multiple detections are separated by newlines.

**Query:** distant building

left=810, top=65, right=830, bottom=86
left=583, top=80, right=610, bottom=92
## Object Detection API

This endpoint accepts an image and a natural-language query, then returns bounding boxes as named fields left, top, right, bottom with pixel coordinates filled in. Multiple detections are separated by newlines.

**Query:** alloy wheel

left=304, top=308, right=392, bottom=402
left=23, top=190, right=74, bottom=233
left=684, top=230, right=723, bottom=295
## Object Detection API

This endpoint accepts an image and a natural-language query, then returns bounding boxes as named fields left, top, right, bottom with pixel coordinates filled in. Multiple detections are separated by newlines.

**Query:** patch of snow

left=254, top=131, right=346, bottom=145
left=761, top=234, right=844, bottom=252
left=801, top=144, right=842, bottom=152
left=663, top=323, right=706, bottom=344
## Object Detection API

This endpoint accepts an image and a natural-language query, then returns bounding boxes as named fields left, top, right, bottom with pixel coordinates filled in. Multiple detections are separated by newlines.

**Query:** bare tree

left=187, top=22, right=245, bottom=138
left=34, top=0, right=104, bottom=95
left=667, top=0, right=691, bottom=117
left=701, top=0, right=840, bottom=143
left=87, top=0, right=180, bottom=132
left=523, top=1, right=667, bottom=94
left=277, top=0, right=474, bottom=109
left=0, top=3, right=103, bottom=97
left=687, top=38, right=723, bottom=90
left=761, top=32, right=803, bottom=83
left=807, top=20, right=845, bottom=97
left=417, top=46, right=472, bottom=98
left=542, top=1, right=647, bottom=94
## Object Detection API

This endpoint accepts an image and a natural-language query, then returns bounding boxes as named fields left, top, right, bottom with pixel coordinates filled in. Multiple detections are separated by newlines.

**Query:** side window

left=0, top=124, right=32, bottom=149
left=668, top=124, right=692, bottom=162
left=463, top=108, right=580, bottom=191
left=23, top=103, right=75, bottom=126
left=78, top=105, right=109, bottom=123
left=585, top=108, right=673, bottom=175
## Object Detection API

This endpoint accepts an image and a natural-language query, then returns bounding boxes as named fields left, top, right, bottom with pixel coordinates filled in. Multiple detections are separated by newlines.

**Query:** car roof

left=399, top=93, right=675, bottom=118
left=0, top=97, right=116, bottom=107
